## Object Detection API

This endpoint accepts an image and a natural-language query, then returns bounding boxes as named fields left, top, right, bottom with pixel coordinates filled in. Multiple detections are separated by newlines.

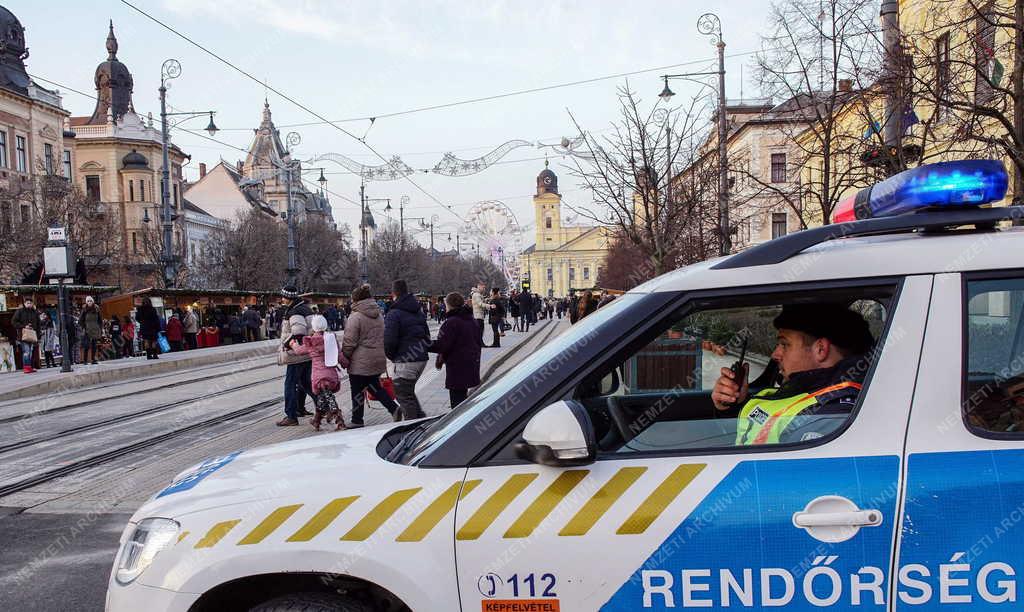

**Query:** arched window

left=545, top=216, right=552, bottom=229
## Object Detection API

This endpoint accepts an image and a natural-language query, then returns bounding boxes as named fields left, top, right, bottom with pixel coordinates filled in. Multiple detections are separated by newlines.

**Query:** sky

left=11, top=0, right=775, bottom=252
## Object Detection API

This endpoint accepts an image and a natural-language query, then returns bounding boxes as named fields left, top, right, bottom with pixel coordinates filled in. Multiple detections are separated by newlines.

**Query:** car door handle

left=793, top=510, right=882, bottom=528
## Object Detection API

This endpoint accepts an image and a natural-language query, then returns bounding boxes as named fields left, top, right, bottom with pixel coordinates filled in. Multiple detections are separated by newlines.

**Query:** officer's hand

left=712, top=364, right=749, bottom=411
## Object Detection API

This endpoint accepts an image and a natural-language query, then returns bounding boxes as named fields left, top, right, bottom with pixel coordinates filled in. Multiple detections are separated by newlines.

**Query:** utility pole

left=284, top=131, right=301, bottom=285
left=880, top=0, right=903, bottom=165
left=359, top=182, right=368, bottom=285
left=1014, top=0, right=1024, bottom=205
left=715, top=29, right=730, bottom=256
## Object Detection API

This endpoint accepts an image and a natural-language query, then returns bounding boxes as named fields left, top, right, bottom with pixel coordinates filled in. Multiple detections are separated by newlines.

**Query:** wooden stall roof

left=0, top=284, right=120, bottom=295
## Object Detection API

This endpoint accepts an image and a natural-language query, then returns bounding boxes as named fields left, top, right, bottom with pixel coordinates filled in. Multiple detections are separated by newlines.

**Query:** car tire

left=249, top=592, right=373, bottom=612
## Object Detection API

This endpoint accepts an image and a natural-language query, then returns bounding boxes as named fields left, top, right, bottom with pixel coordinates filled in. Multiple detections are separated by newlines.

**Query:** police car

left=108, top=160, right=1024, bottom=611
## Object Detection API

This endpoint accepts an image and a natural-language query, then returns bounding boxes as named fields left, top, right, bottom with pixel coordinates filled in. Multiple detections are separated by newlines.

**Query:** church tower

left=533, top=160, right=561, bottom=250
left=86, top=22, right=134, bottom=125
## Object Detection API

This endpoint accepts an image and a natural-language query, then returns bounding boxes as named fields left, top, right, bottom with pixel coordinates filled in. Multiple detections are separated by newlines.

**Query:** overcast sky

left=14, top=0, right=775, bottom=250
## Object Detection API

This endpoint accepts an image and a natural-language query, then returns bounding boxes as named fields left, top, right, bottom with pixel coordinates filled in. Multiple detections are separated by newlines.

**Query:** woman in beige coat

left=342, top=285, right=399, bottom=427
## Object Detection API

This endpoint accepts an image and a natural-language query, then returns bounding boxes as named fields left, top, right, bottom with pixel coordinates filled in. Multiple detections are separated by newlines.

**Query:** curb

left=0, top=342, right=278, bottom=402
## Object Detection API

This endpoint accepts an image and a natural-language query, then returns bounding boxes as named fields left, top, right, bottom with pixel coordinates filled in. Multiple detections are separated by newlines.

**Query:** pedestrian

left=569, top=293, right=580, bottom=324
left=108, top=314, right=123, bottom=360
left=325, top=304, right=340, bottom=331
left=243, top=305, right=262, bottom=342
left=384, top=279, right=430, bottom=421
left=228, top=313, right=244, bottom=344
left=289, top=314, right=346, bottom=431
left=80, top=296, right=103, bottom=364
left=277, top=285, right=314, bottom=426
left=182, top=308, right=199, bottom=350
left=122, top=316, right=135, bottom=358
left=429, top=292, right=481, bottom=409
left=62, top=309, right=77, bottom=365
left=509, top=292, right=521, bottom=332
left=471, top=282, right=487, bottom=346
left=517, top=290, right=532, bottom=333
left=343, top=284, right=400, bottom=427
left=576, top=289, right=597, bottom=323
left=487, top=287, right=506, bottom=348
left=166, top=312, right=184, bottom=352
left=39, top=311, right=57, bottom=368
left=12, top=298, right=40, bottom=373
left=136, top=298, right=161, bottom=359
left=546, top=299, right=554, bottom=320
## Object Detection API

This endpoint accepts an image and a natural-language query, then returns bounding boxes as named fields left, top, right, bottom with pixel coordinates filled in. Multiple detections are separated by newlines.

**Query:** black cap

left=280, top=285, right=300, bottom=299
left=773, top=303, right=874, bottom=354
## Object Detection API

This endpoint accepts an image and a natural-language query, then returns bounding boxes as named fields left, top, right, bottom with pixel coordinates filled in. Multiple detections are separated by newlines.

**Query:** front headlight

left=115, top=517, right=180, bottom=585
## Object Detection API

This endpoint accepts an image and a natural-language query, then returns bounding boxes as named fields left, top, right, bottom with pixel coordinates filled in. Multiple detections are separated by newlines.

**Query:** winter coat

left=123, top=321, right=135, bottom=340
left=242, top=308, right=261, bottom=329
left=291, top=333, right=342, bottom=393
left=280, top=300, right=313, bottom=365
left=342, top=298, right=387, bottom=376
left=12, top=306, right=40, bottom=338
left=488, top=297, right=506, bottom=324
left=80, top=306, right=103, bottom=340
left=383, top=293, right=431, bottom=363
left=429, top=306, right=481, bottom=390
left=471, top=289, right=487, bottom=320
left=39, top=318, right=58, bottom=352
left=165, top=317, right=184, bottom=342
left=136, top=305, right=161, bottom=341
left=182, top=311, right=199, bottom=334
left=518, top=292, right=533, bottom=314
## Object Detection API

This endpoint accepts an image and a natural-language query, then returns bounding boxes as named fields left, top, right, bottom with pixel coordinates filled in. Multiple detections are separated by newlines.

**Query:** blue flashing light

left=834, top=159, right=1008, bottom=222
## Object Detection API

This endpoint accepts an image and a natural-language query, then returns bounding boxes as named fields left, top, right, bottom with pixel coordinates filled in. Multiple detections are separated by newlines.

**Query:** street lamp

left=158, top=58, right=218, bottom=287
left=658, top=12, right=731, bottom=256
left=284, top=131, right=301, bottom=285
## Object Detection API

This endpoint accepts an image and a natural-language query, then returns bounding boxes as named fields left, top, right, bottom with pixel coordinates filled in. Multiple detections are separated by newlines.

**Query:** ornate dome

left=122, top=149, right=148, bottom=169
left=536, top=160, right=558, bottom=196
left=0, top=6, right=30, bottom=96
left=87, top=22, right=134, bottom=125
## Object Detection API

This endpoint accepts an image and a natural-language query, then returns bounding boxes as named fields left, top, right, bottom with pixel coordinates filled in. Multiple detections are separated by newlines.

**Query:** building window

left=770, top=153, right=787, bottom=183
left=935, top=32, right=951, bottom=108
left=0, top=204, right=9, bottom=231
left=975, top=5, right=998, bottom=104
left=44, top=143, right=54, bottom=174
left=132, top=232, right=138, bottom=254
left=139, top=179, right=145, bottom=202
left=85, top=175, right=101, bottom=202
left=173, top=184, right=179, bottom=208
left=546, top=267, right=553, bottom=282
left=15, top=135, right=26, bottom=172
left=583, top=267, right=590, bottom=281
left=0, top=130, right=8, bottom=168
left=545, top=216, right=552, bottom=229
left=569, top=267, right=576, bottom=283
left=771, top=212, right=788, bottom=239
left=128, top=180, right=135, bottom=202
left=62, top=150, right=71, bottom=179
left=20, top=203, right=29, bottom=222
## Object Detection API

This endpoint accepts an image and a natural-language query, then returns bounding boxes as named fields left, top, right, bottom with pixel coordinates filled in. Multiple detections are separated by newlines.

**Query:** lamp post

left=407, top=214, right=439, bottom=260
left=658, top=12, right=730, bottom=255
left=283, top=131, right=301, bottom=285
left=159, top=59, right=218, bottom=287
left=384, top=195, right=409, bottom=233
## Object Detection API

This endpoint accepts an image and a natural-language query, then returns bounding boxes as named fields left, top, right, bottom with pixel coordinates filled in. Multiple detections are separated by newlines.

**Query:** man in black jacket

left=384, top=279, right=431, bottom=420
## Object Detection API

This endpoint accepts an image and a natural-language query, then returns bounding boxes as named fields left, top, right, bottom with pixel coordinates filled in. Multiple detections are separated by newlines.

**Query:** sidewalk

left=0, top=340, right=278, bottom=402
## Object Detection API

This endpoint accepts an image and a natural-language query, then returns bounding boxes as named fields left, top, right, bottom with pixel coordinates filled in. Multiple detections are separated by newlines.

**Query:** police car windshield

left=401, top=293, right=645, bottom=464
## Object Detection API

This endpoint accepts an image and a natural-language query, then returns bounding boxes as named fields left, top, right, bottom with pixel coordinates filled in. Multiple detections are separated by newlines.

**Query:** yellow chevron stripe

left=504, top=470, right=589, bottom=538
left=176, top=531, right=189, bottom=544
left=194, top=519, right=241, bottom=549
left=457, top=473, right=538, bottom=541
left=287, top=496, right=360, bottom=542
left=340, top=488, right=421, bottom=541
left=397, top=480, right=481, bottom=542
left=237, top=504, right=304, bottom=545
left=616, top=464, right=706, bottom=535
left=559, top=466, right=647, bottom=536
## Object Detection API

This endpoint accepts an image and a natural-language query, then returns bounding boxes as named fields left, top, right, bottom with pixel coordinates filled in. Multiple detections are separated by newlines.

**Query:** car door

left=895, top=272, right=1024, bottom=609
left=454, top=277, right=931, bottom=611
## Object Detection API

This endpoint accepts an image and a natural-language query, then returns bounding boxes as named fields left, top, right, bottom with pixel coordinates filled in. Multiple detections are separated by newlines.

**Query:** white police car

left=108, top=160, right=1024, bottom=611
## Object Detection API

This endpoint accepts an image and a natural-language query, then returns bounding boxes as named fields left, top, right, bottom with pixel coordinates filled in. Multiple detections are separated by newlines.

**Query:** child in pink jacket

left=289, top=315, right=348, bottom=430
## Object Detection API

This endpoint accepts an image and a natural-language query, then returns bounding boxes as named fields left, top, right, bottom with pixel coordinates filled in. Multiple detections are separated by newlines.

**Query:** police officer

left=711, top=303, right=875, bottom=445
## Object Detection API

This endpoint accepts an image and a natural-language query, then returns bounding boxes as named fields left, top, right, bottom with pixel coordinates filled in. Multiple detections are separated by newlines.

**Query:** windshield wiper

left=386, top=421, right=431, bottom=463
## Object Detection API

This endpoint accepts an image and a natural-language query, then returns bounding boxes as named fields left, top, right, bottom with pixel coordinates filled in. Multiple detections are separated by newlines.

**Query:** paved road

left=0, top=319, right=562, bottom=612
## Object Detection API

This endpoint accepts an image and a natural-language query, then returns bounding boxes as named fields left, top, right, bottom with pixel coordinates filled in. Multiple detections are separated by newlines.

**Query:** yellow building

left=520, top=162, right=610, bottom=297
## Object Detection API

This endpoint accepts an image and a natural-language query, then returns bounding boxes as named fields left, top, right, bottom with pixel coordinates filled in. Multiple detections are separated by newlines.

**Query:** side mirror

left=599, top=366, right=622, bottom=396
left=514, top=401, right=597, bottom=466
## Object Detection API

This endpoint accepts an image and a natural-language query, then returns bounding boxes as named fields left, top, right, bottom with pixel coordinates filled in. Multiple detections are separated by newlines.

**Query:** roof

left=635, top=222, right=1024, bottom=295
left=182, top=198, right=212, bottom=216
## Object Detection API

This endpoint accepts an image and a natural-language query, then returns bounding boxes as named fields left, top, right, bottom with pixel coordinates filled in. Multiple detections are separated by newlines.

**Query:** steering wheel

left=605, top=396, right=637, bottom=444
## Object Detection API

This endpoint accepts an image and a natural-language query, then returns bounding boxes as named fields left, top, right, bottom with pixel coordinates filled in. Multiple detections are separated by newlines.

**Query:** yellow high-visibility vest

left=734, top=381, right=862, bottom=445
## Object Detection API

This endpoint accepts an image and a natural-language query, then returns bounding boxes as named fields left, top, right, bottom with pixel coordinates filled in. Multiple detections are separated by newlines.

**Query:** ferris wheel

left=463, top=200, right=525, bottom=285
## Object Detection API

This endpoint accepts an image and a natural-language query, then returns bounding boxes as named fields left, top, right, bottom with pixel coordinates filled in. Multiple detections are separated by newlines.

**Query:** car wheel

left=249, top=592, right=373, bottom=612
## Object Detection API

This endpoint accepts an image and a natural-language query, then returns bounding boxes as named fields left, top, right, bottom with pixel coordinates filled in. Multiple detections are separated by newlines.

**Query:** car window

left=561, top=290, right=891, bottom=457
left=964, top=277, right=1024, bottom=436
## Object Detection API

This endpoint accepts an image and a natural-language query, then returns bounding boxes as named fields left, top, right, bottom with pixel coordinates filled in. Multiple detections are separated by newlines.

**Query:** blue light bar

left=833, top=159, right=1008, bottom=222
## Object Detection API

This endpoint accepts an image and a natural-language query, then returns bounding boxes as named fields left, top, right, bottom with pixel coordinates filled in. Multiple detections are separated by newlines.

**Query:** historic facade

left=520, top=162, right=610, bottom=297
left=67, top=22, right=189, bottom=287
left=0, top=6, right=70, bottom=244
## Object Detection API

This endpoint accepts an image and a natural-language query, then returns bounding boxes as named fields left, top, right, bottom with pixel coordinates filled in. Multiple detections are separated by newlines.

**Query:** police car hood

left=134, top=423, right=395, bottom=519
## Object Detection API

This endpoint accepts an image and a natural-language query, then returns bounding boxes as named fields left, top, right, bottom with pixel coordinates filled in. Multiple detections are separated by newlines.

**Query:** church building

left=520, top=162, right=610, bottom=297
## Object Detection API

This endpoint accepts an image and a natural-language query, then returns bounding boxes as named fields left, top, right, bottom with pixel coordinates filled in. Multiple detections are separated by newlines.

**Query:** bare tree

left=368, top=222, right=429, bottom=291
left=192, top=210, right=286, bottom=290
left=296, top=218, right=357, bottom=292
left=567, top=85, right=717, bottom=276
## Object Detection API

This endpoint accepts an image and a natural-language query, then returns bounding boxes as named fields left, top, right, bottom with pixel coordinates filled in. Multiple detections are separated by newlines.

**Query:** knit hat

left=280, top=285, right=301, bottom=299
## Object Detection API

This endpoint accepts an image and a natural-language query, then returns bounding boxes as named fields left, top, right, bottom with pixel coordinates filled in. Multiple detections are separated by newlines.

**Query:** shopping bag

left=157, top=332, right=171, bottom=354
left=365, top=374, right=397, bottom=403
